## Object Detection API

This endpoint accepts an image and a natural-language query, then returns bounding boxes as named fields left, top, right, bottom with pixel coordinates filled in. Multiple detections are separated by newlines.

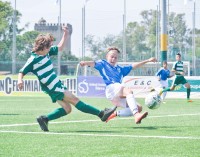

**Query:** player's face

left=106, top=50, right=119, bottom=66
left=176, top=55, right=181, bottom=61
left=163, top=63, right=167, bottom=69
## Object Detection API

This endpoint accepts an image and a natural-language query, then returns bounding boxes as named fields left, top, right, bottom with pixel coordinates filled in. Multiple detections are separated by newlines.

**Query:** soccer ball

left=145, top=92, right=162, bottom=109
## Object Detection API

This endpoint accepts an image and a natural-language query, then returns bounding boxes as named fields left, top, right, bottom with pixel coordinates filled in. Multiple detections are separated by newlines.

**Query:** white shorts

left=159, top=80, right=168, bottom=88
left=105, top=83, right=139, bottom=108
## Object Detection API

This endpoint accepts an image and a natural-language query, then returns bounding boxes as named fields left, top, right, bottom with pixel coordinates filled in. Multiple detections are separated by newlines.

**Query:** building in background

left=34, top=18, right=72, bottom=54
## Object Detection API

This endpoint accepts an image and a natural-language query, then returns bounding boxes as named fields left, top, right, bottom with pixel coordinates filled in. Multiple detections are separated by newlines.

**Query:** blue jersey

left=94, top=60, right=132, bottom=86
left=156, top=67, right=170, bottom=81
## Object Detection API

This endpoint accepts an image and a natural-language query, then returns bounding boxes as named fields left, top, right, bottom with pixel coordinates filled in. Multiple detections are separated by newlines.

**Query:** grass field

left=0, top=96, right=200, bottom=157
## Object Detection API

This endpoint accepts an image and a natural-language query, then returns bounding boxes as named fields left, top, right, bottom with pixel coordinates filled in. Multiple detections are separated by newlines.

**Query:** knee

left=65, top=95, right=80, bottom=105
left=186, top=83, right=190, bottom=88
left=65, top=105, right=72, bottom=114
left=171, top=86, right=175, bottom=90
left=124, top=88, right=133, bottom=95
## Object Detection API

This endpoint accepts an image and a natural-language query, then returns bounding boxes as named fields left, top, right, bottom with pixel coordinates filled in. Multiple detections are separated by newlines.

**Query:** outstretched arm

left=57, top=26, right=69, bottom=52
left=17, top=73, right=24, bottom=90
left=79, top=61, right=95, bottom=68
left=132, top=57, right=157, bottom=69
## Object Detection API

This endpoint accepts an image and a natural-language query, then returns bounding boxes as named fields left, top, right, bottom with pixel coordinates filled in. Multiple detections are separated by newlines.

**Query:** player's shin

left=47, top=108, right=67, bottom=120
left=126, top=94, right=138, bottom=115
left=117, top=108, right=133, bottom=117
left=75, top=101, right=101, bottom=116
left=187, top=88, right=191, bottom=99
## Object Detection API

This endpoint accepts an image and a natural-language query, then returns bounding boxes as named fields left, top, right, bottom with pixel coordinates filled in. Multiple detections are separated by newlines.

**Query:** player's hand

left=62, top=26, right=69, bottom=36
left=148, top=57, right=157, bottom=62
left=17, top=80, right=24, bottom=90
left=180, top=71, right=184, bottom=76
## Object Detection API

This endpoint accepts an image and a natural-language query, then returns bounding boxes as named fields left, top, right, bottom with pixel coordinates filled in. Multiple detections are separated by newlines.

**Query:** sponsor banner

left=77, top=76, right=106, bottom=97
left=122, top=76, right=160, bottom=91
left=0, top=76, right=65, bottom=96
left=168, top=79, right=200, bottom=92
left=0, top=76, right=42, bottom=96
left=77, top=76, right=200, bottom=98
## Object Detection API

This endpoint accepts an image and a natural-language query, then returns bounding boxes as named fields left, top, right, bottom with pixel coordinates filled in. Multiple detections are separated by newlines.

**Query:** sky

left=4, top=0, right=200, bottom=57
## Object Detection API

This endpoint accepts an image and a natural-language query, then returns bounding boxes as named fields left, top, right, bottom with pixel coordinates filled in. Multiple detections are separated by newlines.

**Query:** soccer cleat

left=106, top=112, right=117, bottom=123
left=134, top=112, right=148, bottom=124
left=187, top=99, right=193, bottom=103
left=36, top=115, right=49, bottom=132
left=100, top=106, right=117, bottom=122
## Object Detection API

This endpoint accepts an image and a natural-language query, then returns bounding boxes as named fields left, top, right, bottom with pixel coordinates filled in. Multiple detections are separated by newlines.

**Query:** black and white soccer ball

left=145, top=92, right=162, bottom=109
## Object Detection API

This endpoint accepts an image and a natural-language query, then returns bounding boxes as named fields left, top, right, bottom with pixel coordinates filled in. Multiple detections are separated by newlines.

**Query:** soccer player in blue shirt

left=156, top=61, right=171, bottom=102
left=17, top=27, right=116, bottom=132
left=80, top=47, right=157, bottom=124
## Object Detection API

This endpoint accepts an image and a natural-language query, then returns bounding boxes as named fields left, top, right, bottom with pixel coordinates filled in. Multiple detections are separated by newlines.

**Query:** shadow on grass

left=113, top=126, right=177, bottom=130
left=0, top=113, right=20, bottom=116
left=54, top=130, right=122, bottom=134
left=74, top=130, right=122, bottom=133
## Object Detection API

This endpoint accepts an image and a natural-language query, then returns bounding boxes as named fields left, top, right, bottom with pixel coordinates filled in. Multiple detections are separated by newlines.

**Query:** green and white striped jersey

left=19, top=46, right=65, bottom=93
left=172, top=61, right=184, bottom=75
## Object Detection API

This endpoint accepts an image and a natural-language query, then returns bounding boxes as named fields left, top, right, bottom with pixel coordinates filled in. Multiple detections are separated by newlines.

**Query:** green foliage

left=0, top=0, right=22, bottom=61
left=16, top=31, right=40, bottom=61
left=85, top=9, right=200, bottom=64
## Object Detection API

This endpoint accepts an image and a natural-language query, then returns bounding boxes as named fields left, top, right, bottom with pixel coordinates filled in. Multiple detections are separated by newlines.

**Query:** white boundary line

left=0, top=113, right=200, bottom=128
left=0, top=130, right=200, bottom=140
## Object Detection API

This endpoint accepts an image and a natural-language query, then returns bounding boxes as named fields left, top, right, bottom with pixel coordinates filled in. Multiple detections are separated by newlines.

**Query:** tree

left=16, top=31, right=40, bottom=61
left=168, top=13, right=191, bottom=60
left=85, top=34, right=119, bottom=59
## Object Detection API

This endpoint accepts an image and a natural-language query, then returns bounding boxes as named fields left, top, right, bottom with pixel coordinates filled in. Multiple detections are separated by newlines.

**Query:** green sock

left=162, top=87, right=171, bottom=93
left=187, top=88, right=191, bottom=99
left=47, top=108, right=67, bottom=121
left=75, top=101, right=101, bottom=116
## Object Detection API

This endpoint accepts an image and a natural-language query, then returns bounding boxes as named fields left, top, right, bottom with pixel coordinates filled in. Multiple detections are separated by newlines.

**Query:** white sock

left=162, top=92, right=167, bottom=100
left=117, top=108, right=133, bottom=117
left=126, top=94, right=138, bottom=115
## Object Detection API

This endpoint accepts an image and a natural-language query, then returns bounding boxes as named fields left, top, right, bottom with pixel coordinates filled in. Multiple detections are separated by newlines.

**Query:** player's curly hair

left=106, top=47, right=120, bottom=53
left=46, top=33, right=54, bottom=42
left=32, top=34, right=51, bottom=52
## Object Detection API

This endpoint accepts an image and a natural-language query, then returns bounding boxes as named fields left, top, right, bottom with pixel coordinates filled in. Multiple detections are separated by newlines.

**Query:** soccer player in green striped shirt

left=159, top=53, right=192, bottom=102
left=17, top=27, right=116, bottom=132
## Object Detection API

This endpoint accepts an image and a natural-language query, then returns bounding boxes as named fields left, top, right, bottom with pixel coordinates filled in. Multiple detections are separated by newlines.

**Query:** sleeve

left=172, top=62, right=176, bottom=70
left=156, top=68, right=162, bottom=76
left=49, top=46, right=58, bottom=56
left=94, top=60, right=103, bottom=70
left=19, top=56, right=34, bottom=75
left=121, top=65, right=132, bottom=76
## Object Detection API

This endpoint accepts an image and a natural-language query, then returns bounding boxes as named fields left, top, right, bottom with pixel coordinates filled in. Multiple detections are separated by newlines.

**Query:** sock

left=162, top=87, right=171, bottom=93
left=126, top=94, right=138, bottom=115
left=75, top=101, right=101, bottom=116
left=47, top=108, right=67, bottom=121
left=187, top=88, right=191, bottom=99
left=162, top=92, right=167, bottom=100
left=117, top=108, right=133, bottom=117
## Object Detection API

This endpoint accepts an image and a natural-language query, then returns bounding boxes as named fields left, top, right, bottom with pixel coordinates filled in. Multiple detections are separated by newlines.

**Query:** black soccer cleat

left=36, top=115, right=49, bottom=132
left=99, top=106, right=117, bottom=122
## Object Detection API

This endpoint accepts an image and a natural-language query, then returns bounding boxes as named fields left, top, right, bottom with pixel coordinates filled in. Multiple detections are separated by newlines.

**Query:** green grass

left=0, top=96, right=200, bottom=157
